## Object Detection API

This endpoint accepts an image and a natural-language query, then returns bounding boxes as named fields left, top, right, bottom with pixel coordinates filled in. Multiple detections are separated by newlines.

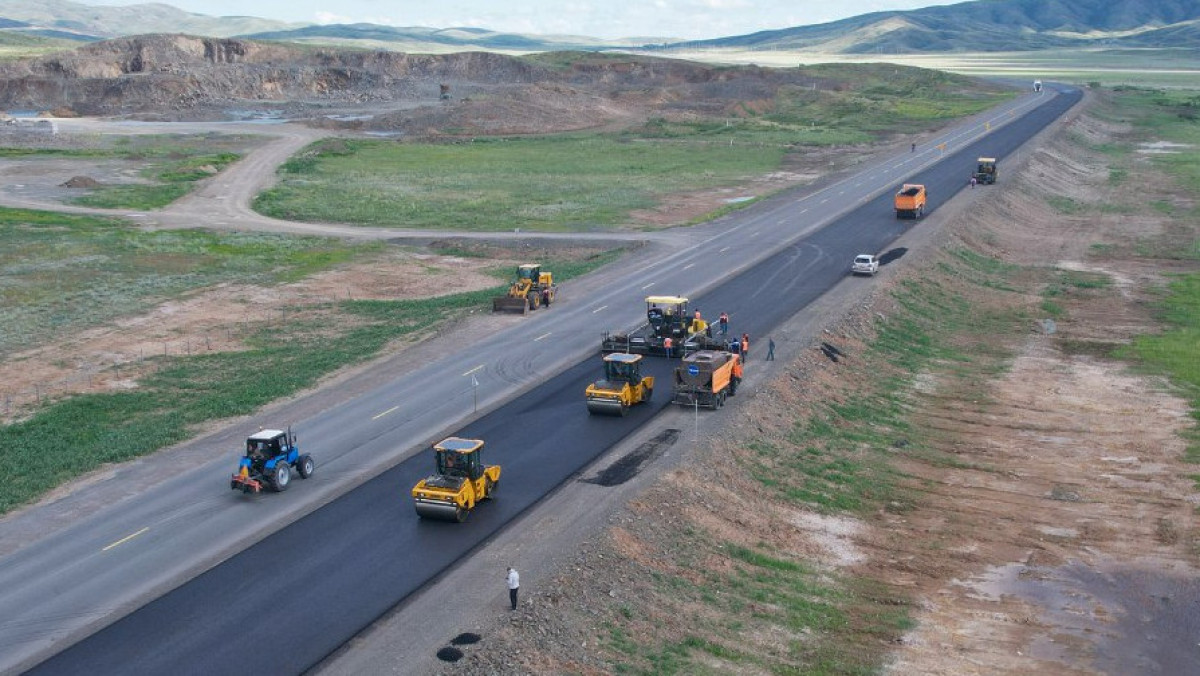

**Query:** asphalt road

left=5, top=85, right=1080, bottom=675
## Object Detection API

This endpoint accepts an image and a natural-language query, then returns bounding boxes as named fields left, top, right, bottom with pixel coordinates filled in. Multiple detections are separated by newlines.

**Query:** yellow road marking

left=103, top=527, right=149, bottom=552
left=372, top=405, right=399, bottom=420
left=462, top=365, right=483, bottom=377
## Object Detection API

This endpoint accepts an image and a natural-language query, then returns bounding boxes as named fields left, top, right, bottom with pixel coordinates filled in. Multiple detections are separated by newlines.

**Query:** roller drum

left=586, top=397, right=627, bottom=416
left=414, top=499, right=467, bottom=522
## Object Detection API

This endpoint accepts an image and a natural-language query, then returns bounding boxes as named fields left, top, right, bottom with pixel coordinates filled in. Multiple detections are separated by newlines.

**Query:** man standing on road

left=741, top=333, right=750, bottom=362
left=718, top=312, right=729, bottom=336
left=507, top=567, right=520, bottom=610
left=767, top=337, right=775, bottom=361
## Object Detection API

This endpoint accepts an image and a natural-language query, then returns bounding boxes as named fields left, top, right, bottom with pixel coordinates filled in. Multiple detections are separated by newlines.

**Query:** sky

left=92, top=1, right=960, bottom=40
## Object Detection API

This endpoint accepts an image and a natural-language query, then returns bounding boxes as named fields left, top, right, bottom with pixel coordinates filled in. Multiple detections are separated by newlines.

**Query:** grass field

left=0, top=207, right=375, bottom=358
left=254, top=66, right=1010, bottom=232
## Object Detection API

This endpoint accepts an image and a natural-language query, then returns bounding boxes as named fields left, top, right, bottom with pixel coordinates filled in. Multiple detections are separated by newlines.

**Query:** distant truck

left=973, top=157, right=997, bottom=185
left=894, top=184, right=927, bottom=219
left=671, top=349, right=742, bottom=409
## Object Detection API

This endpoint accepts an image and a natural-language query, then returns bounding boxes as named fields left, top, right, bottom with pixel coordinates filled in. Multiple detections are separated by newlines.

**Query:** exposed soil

left=427, top=92, right=1200, bottom=675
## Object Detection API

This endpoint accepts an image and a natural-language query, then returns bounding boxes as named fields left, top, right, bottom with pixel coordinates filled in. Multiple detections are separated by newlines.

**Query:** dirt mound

left=60, top=176, right=100, bottom=188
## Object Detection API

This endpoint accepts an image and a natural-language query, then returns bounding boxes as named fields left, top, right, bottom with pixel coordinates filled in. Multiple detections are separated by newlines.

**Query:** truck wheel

left=272, top=463, right=291, bottom=492
left=297, top=454, right=314, bottom=479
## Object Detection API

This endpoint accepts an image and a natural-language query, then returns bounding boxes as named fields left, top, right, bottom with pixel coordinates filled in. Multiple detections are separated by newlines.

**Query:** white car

left=851, top=254, right=879, bottom=276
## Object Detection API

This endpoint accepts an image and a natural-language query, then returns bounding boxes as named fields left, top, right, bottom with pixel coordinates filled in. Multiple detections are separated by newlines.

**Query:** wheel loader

left=411, top=437, right=501, bottom=522
left=492, top=263, right=556, bottom=314
left=585, top=352, right=655, bottom=416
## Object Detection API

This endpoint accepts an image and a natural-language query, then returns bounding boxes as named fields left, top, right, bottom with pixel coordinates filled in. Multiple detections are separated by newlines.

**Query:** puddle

left=967, top=560, right=1200, bottom=673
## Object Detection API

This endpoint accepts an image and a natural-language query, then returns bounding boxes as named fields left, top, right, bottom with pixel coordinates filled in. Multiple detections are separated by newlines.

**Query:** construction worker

left=731, top=353, right=743, bottom=395
left=690, top=312, right=707, bottom=336
left=741, top=333, right=750, bottom=362
left=663, top=336, right=673, bottom=358
left=718, top=312, right=729, bottom=336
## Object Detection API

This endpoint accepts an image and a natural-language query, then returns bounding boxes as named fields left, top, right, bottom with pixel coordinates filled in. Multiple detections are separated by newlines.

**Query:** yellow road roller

left=411, top=437, right=501, bottom=522
left=585, top=352, right=654, bottom=416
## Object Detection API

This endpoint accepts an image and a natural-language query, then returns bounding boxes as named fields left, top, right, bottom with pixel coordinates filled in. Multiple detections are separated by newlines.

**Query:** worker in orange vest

left=663, top=336, right=673, bottom=358
left=741, top=333, right=750, bottom=362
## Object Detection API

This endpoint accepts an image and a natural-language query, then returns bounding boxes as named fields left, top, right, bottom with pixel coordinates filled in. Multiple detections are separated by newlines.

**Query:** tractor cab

left=974, top=157, right=997, bottom=184
left=602, top=352, right=644, bottom=385
left=245, top=429, right=289, bottom=468
left=433, top=437, right=486, bottom=481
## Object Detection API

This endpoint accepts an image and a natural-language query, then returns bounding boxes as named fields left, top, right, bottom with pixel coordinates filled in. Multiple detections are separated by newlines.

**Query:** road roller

left=411, top=437, right=501, bottom=522
left=585, top=352, right=655, bottom=416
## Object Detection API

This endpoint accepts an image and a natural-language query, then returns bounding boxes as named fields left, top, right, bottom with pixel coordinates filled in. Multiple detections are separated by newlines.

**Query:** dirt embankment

left=430, top=93, right=1200, bottom=674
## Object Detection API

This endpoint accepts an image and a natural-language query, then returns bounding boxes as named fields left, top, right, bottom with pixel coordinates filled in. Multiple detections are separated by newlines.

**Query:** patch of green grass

left=0, top=207, right=376, bottom=357
left=255, top=135, right=785, bottom=232
left=1046, top=195, right=1086, bottom=215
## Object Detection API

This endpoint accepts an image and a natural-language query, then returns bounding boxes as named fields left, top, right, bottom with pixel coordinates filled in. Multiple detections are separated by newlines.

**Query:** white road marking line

left=592, top=305, right=608, bottom=313
left=750, top=231, right=760, bottom=237
left=103, top=527, right=149, bottom=552
left=534, top=332, right=552, bottom=341
left=719, top=246, right=730, bottom=253
left=462, top=365, right=484, bottom=377
left=372, top=405, right=400, bottom=420
left=682, top=263, right=695, bottom=270
left=641, top=282, right=654, bottom=290
left=799, top=208, right=808, bottom=214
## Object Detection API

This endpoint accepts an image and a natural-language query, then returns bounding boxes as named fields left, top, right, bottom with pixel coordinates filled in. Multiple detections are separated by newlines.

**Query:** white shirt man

left=506, top=567, right=520, bottom=610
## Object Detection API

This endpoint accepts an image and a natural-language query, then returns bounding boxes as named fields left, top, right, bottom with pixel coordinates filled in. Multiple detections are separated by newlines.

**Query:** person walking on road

left=969, top=176, right=977, bottom=189
left=911, top=142, right=916, bottom=152
left=740, top=333, right=750, bottom=362
left=507, top=567, right=520, bottom=610
left=718, top=312, right=729, bottom=336
left=767, top=337, right=775, bottom=361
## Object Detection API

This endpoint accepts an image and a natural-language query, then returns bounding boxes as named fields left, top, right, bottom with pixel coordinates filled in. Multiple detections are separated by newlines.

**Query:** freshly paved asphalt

left=9, top=85, right=1080, bottom=675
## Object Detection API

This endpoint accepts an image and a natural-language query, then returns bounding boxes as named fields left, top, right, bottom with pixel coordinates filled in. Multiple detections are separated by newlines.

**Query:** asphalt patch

left=436, top=646, right=464, bottom=662
left=878, top=247, right=908, bottom=265
left=451, top=632, right=481, bottom=645
left=582, top=428, right=681, bottom=487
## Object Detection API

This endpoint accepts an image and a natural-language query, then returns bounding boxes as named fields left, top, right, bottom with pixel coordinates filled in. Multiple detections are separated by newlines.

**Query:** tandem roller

left=411, top=438, right=501, bottom=523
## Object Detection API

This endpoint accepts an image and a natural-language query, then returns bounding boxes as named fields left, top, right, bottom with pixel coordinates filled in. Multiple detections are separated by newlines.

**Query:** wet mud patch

left=436, top=646, right=464, bottom=662
left=582, top=428, right=680, bottom=487
left=450, top=632, right=482, bottom=646
left=879, top=247, right=908, bottom=265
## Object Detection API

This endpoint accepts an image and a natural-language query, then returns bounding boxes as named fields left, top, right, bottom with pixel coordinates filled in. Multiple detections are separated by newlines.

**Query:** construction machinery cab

left=973, top=157, right=997, bottom=185
left=646, top=295, right=688, bottom=340
left=603, top=352, right=644, bottom=385
left=435, top=437, right=485, bottom=481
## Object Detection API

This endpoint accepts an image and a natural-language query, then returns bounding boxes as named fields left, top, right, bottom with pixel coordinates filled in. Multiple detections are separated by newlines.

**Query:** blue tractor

left=231, top=428, right=314, bottom=493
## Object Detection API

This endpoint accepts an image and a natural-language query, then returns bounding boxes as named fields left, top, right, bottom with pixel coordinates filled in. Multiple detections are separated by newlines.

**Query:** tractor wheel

left=271, top=462, right=291, bottom=492
left=297, top=454, right=315, bottom=479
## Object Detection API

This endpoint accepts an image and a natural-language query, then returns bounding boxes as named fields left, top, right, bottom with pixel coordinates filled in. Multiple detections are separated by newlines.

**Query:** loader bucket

left=414, top=499, right=467, bottom=522
left=492, top=296, right=529, bottom=314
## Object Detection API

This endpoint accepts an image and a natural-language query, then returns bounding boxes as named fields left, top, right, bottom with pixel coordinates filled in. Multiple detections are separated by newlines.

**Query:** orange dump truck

left=894, top=183, right=927, bottom=219
left=671, top=349, right=743, bottom=409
